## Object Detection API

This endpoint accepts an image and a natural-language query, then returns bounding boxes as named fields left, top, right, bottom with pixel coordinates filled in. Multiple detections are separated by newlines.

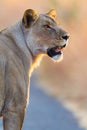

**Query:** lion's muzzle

left=47, top=44, right=66, bottom=59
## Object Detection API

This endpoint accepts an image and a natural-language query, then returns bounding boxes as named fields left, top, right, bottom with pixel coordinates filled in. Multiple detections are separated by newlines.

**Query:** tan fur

left=0, top=9, right=69, bottom=130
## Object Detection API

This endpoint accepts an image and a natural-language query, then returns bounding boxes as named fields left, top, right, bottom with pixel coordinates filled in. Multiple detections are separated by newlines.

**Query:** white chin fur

left=52, top=53, right=63, bottom=62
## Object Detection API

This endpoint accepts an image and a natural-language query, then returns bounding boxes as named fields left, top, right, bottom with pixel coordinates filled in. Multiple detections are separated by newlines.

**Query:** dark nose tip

left=62, top=34, right=70, bottom=40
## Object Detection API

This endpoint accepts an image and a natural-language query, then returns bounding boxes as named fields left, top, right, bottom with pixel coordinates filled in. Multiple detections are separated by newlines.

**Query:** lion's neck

left=4, top=21, right=31, bottom=60
left=29, top=54, right=44, bottom=76
left=2, top=21, right=44, bottom=76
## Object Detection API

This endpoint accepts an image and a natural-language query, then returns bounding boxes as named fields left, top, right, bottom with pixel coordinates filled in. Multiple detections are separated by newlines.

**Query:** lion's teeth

left=58, top=46, right=61, bottom=49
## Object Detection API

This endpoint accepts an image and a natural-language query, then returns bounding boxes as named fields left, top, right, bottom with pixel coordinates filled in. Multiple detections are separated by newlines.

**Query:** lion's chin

left=52, top=51, right=63, bottom=62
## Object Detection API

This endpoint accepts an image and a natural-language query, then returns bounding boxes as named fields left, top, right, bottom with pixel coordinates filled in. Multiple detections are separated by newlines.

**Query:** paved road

left=0, top=76, right=84, bottom=130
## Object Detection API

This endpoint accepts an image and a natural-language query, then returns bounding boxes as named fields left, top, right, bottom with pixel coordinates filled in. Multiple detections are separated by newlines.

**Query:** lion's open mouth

left=47, top=44, right=66, bottom=60
left=47, top=44, right=66, bottom=57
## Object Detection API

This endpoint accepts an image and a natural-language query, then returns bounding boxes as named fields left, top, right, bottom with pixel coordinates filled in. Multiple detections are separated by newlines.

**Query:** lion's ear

left=22, top=9, right=38, bottom=28
left=47, top=9, right=56, bottom=19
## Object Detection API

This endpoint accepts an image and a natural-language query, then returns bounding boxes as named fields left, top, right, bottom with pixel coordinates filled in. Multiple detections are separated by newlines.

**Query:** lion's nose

left=62, top=34, right=70, bottom=41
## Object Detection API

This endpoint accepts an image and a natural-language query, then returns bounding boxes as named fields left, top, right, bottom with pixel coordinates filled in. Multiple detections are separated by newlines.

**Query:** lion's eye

left=44, top=25, right=51, bottom=30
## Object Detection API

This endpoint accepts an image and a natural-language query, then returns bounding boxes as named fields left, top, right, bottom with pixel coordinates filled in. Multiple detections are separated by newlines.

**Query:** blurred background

left=0, top=0, right=87, bottom=130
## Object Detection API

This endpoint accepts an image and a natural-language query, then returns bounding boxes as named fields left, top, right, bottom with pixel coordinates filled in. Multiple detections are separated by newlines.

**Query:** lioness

left=0, top=9, right=69, bottom=130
